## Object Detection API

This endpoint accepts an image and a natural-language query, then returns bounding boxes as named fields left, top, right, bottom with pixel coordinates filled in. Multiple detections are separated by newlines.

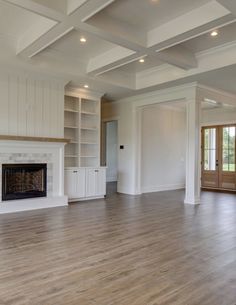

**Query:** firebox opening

left=2, top=164, right=47, bottom=201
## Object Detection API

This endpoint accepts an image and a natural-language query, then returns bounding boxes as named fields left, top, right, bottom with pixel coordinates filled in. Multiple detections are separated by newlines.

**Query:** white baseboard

left=117, top=184, right=143, bottom=195
left=141, top=183, right=185, bottom=194
left=117, top=183, right=185, bottom=196
left=106, top=176, right=117, bottom=182
left=0, top=196, right=68, bottom=214
left=69, top=195, right=105, bottom=202
left=184, top=195, right=200, bottom=205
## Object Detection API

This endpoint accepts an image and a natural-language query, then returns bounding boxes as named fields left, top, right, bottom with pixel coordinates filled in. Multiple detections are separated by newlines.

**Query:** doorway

left=102, top=120, right=118, bottom=195
left=201, top=125, right=236, bottom=190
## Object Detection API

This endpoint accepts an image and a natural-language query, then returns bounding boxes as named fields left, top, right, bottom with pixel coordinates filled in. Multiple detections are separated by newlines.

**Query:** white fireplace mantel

left=0, top=139, right=68, bottom=214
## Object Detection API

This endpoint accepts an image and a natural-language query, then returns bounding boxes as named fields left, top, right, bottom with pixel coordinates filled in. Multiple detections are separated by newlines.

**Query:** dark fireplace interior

left=2, top=164, right=47, bottom=201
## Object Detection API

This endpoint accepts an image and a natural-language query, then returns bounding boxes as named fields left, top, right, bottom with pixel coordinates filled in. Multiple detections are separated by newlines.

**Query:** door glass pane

left=204, top=128, right=216, bottom=171
left=222, top=126, right=235, bottom=172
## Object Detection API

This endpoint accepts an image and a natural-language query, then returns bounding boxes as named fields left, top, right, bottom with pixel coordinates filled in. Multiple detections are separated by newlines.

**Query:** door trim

left=201, top=124, right=236, bottom=191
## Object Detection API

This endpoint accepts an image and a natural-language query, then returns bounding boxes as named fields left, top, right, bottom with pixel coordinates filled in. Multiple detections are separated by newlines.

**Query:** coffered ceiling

left=1, top=0, right=236, bottom=99
left=88, top=0, right=211, bottom=32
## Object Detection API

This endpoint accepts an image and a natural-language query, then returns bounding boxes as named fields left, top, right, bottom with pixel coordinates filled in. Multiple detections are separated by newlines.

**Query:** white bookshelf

left=64, top=89, right=101, bottom=168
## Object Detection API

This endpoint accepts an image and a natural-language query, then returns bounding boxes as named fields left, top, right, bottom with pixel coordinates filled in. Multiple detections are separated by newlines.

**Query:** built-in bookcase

left=64, top=89, right=101, bottom=168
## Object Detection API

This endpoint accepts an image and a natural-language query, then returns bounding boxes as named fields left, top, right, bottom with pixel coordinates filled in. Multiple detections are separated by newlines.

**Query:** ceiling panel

left=88, top=0, right=211, bottom=31
left=183, top=21, right=236, bottom=53
left=48, top=29, right=118, bottom=61
left=31, top=0, right=67, bottom=13
left=117, top=56, right=163, bottom=74
left=0, top=1, right=55, bottom=40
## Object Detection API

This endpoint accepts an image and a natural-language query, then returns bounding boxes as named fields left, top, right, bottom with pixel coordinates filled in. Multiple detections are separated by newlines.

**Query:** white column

left=184, top=98, right=201, bottom=204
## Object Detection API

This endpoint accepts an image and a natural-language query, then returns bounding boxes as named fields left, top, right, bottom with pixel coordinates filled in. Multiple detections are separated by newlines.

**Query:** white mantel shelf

left=0, top=135, right=70, bottom=143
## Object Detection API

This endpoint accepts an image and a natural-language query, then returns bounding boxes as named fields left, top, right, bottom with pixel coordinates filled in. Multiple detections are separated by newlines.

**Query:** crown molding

left=117, top=82, right=198, bottom=104
left=196, top=39, right=236, bottom=58
left=65, top=86, right=104, bottom=100
left=197, top=83, right=236, bottom=99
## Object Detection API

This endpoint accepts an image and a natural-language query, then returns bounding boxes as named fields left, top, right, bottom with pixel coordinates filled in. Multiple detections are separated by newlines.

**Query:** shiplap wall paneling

left=34, top=79, right=43, bottom=137
left=53, top=82, right=64, bottom=137
left=42, top=81, right=51, bottom=137
left=18, top=76, right=27, bottom=136
left=9, top=75, right=18, bottom=135
left=27, top=78, right=36, bottom=137
left=0, top=74, right=9, bottom=134
left=0, top=73, right=64, bottom=138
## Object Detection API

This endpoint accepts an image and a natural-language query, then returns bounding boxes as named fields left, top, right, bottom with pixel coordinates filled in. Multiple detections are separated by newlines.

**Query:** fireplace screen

left=2, top=164, right=47, bottom=201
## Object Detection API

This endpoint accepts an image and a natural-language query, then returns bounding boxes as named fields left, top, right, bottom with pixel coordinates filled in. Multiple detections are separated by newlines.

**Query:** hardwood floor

left=106, top=181, right=117, bottom=196
left=0, top=190, right=236, bottom=305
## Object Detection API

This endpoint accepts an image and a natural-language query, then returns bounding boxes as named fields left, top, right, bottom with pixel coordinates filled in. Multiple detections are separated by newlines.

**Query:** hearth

left=2, top=164, right=47, bottom=201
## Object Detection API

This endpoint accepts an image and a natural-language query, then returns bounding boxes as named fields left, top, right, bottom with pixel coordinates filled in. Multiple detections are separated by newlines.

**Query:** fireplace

left=2, top=164, right=47, bottom=201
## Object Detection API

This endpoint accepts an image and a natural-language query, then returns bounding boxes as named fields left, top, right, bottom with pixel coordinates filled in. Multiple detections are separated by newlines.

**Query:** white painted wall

left=102, top=99, right=136, bottom=194
left=106, top=121, right=118, bottom=182
left=102, top=84, right=197, bottom=195
left=141, top=104, right=186, bottom=193
left=0, top=71, right=65, bottom=138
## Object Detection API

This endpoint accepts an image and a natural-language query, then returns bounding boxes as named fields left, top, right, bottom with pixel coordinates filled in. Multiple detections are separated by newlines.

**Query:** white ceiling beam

left=152, top=15, right=235, bottom=53
left=136, top=41, right=236, bottom=90
left=16, top=11, right=146, bottom=59
left=79, top=24, right=199, bottom=72
left=70, top=0, right=115, bottom=21
left=2, top=0, right=66, bottom=21
left=10, top=0, right=233, bottom=62
left=157, top=46, right=198, bottom=70
left=217, top=0, right=236, bottom=16
left=19, top=23, right=74, bottom=57
left=88, top=46, right=197, bottom=75
left=17, top=19, right=57, bottom=55
left=70, top=0, right=147, bottom=51
left=2, top=0, right=71, bottom=57
left=87, top=45, right=197, bottom=75
left=13, top=0, right=121, bottom=58
left=67, top=0, right=90, bottom=15
left=6, top=0, right=233, bottom=74
left=80, top=0, right=232, bottom=72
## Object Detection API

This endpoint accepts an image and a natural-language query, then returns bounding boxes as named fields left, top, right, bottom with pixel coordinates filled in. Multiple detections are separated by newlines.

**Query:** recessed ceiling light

left=84, top=84, right=89, bottom=88
left=80, top=37, right=86, bottom=43
left=139, top=58, right=145, bottom=63
left=211, top=30, right=218, bottom=37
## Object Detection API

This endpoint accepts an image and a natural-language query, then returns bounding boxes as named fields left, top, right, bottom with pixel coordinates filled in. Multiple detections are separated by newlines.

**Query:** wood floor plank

left=0, top=190, right=235, bottom=305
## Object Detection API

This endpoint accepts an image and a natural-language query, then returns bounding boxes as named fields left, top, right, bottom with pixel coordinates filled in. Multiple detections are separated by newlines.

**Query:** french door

left=201, top=125, right=236, bottom=190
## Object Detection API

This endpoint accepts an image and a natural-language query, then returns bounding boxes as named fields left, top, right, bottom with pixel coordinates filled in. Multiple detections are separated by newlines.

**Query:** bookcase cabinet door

left=65, top=169, right=86, bottom=199
left=86, top=168, right=106, bottom=197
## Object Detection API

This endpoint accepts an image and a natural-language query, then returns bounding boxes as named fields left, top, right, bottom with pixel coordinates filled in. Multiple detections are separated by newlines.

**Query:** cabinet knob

left=73, top=171, right=78, bottom=173
left=95, top=170, right=99, bottom=172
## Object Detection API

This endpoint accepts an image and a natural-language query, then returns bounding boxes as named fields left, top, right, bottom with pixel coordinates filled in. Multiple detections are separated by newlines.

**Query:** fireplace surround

left=0, top=138, right=68, bottom=213
left=2, top=164, right=47, bottom=201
